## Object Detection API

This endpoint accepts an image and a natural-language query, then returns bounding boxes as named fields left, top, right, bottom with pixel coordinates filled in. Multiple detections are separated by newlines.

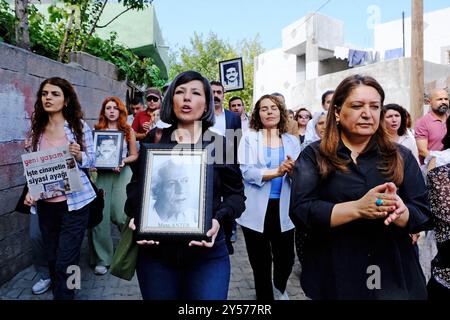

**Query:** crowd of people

left=22, top=70, right=449, bottom=300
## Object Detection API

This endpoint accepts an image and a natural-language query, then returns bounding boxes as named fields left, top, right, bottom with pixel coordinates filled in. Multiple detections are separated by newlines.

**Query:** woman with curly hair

left=89, top=96, right=138, bottom=275
left=237, top=94, right=300, bottom=300
left=23, top=77, right=96, bottom=300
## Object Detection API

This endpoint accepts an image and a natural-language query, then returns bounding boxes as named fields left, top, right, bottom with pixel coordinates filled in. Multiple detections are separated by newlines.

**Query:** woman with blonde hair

left=89, top=96, right=138, bottom=275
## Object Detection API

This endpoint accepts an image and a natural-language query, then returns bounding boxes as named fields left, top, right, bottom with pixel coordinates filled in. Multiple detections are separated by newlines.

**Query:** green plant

left=0, top=0, right=165, bottom=89
left=0, top=0, right=15, bottom=44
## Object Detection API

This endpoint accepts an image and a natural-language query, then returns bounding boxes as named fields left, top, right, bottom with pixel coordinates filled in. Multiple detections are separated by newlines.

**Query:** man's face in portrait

left=225, top=66, right=238, bottom=84
left=98, top=139, right=116, bottom=159
left=159, top=166, right=189, bottom=212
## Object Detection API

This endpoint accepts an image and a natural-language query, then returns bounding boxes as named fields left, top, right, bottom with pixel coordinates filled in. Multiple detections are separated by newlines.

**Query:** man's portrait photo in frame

left=93, top=130, right=124, bottom=169
left=219, top=57, right=244, bottom=92
left=136, top=145, right=213, bottom=241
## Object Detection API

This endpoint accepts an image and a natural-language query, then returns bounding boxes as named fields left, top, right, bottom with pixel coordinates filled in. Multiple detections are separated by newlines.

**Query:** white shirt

left=211, top=107, right=226, bottom=136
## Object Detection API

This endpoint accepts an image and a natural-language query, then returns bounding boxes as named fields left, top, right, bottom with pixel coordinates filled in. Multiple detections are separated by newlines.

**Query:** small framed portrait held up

left=93, top=130, right=124, bottom=169
left=135, top=144, right=213, bottom=242
left=219, top=57, right=244, bottom=92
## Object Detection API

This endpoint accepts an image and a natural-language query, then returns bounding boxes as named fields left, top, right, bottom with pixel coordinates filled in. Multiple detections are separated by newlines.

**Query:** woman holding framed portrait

left=124, top=70, right=246, bottom=300
left=89, top=96, right=138, bottom=275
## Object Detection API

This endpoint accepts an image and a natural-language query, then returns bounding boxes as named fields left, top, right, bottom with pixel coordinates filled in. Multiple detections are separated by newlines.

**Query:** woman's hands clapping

left=355, top=182, right=408, bottom=225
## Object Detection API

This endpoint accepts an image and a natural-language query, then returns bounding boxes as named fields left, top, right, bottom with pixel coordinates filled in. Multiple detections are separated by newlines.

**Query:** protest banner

left=21, top=146, right=83, bottom=199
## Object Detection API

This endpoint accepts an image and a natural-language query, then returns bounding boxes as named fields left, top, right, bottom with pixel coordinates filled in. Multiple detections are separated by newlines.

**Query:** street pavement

left=0, top=227, right=436, bottom=300
left=0, top=225, right=307, bottom=300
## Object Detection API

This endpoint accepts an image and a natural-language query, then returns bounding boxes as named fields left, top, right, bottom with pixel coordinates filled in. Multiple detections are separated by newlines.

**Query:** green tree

left=170, top=32, right=264, bottom=112
left=0, top=0, right=165, bottom=88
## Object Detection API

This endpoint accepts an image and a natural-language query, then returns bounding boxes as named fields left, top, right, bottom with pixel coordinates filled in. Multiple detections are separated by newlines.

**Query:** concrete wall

left=374, top=7, right=450, bottom=65
left=282, top=12, right=344, bottom=56
left=290, top=57, right=450, bottom=113
left=253, top=48, right=298, bottom=108
left=0, top=42, right=129, bottom=285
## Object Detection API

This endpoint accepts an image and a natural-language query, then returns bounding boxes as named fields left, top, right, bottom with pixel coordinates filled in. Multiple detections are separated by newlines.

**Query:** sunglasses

left=146, top=96, right=160, bottom=102
left=298, top=115, right=311, bottom=119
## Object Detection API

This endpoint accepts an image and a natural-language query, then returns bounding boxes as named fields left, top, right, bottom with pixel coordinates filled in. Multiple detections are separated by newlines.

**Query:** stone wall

left=0, top=42, right=129, bottom=285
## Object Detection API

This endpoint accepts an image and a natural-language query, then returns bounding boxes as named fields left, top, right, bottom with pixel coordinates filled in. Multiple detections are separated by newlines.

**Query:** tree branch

left=81, top=0, right=108, bottom=52
left=96, top=7, right=133, bottom=28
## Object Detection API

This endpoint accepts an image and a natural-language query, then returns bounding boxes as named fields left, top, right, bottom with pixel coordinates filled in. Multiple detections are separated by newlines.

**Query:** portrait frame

left=219, top=57, right=244, bottom=92
left=135, top=144, right=213, bottom=242
left=93, top=130, right=124, bottom=169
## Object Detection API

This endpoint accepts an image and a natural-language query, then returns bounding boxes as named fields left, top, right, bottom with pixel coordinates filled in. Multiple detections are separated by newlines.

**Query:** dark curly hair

left=383, top=103, right=407, bottom=136
left=250, top=94, right=288, bottom=134
left=30, top=77, right=85, bottom=151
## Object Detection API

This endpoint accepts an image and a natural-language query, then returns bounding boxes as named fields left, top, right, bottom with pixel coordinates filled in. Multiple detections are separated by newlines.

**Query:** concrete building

left=253, top=8, right=450, bottom=113
left=253, top=13, right=350, bottom=109
left=374, top=7, right=450, bottom=65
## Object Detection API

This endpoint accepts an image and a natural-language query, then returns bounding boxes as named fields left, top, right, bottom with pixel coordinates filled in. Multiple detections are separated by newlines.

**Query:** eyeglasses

left=146, top=96, right=160, bottom=102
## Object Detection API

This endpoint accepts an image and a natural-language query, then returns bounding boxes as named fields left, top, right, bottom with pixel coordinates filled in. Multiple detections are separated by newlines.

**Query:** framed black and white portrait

left=135, top=144, right=213, bottom=242
left=219, top=57, right=244, bottom=92
left=93, top=130, right=124, bottom=169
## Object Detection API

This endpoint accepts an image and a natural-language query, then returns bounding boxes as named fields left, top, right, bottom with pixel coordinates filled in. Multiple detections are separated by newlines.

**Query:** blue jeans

left=29, top=213, right=50, bottom=280
left=37, top=201, right=89, bottom=300
left=136, top=230, right=230, bottom=300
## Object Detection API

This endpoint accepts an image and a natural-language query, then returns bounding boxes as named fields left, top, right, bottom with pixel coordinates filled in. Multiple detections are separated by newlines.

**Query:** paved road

left=0, top=226, right=307, bottom=300
left=1, top=227, right=435, bottom=300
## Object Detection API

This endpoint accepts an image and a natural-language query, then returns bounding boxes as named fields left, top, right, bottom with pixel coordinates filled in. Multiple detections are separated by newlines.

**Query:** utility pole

left=410, top=0, right=424, bottom=123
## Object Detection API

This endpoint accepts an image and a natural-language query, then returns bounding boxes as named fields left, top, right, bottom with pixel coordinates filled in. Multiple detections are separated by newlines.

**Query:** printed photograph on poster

left=21, top=145, right=83, bottom=200
left=219, top=57, right=244, bottom=92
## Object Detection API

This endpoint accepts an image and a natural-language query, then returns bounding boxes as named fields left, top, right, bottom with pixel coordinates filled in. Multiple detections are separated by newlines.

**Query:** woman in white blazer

left=237, top=94, right=301, bottom=300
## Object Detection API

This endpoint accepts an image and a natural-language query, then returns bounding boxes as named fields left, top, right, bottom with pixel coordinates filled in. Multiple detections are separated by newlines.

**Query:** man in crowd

left=304, top=89, right=334, bottom=141
left=229, top=96, right=249, bottom=133
left=132, top=88, right=162, bottom=141
left=415, top=88, right=449, bottom=164
left=210, top=81, right=242, bottom=253
left=127, top=95, right=145, bottom=125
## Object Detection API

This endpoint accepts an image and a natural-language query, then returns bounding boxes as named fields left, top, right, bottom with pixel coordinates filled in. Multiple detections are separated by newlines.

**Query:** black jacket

left=125, top=126, right=245, bottom=228
left=290, top=139, right=433, bottom=299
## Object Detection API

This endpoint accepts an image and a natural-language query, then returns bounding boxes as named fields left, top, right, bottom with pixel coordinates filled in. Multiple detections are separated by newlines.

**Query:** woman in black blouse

left=125, top=71, right=246, bottom=300
left=290, top=74, right=433, bottom=299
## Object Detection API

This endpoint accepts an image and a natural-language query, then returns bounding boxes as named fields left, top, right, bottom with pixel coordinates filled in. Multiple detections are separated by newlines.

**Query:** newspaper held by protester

left=21, top=146, right=83, bottom=200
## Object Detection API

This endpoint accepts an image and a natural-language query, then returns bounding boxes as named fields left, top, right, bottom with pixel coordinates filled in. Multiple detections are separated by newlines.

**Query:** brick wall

left=0, top=43, right=129, bottom=285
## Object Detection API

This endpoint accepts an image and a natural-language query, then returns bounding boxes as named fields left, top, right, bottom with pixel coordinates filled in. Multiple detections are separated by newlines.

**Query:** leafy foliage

left=170, top=32, right=264, bottom=111
left=0, top=0, right=165, bottom=88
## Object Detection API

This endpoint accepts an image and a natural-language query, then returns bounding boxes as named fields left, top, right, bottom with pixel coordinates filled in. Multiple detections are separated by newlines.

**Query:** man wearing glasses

left=132, top=87, right=162, bottom=141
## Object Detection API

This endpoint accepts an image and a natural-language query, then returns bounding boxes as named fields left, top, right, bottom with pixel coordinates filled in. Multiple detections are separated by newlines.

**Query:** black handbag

left=15, top=185, right=31, bottom=214
left=84, top=170, right=105, bottom=229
